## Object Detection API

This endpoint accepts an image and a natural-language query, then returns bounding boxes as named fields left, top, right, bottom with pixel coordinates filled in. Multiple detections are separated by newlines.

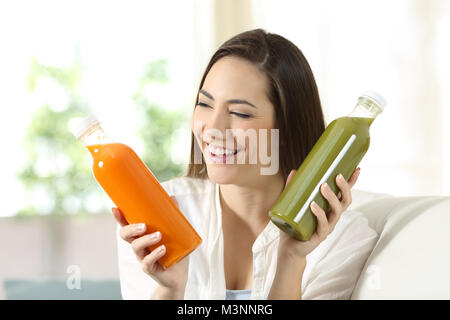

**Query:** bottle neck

left=347, top=97, right=383, bottom=122
left=78, top=123, right=112, bottom=146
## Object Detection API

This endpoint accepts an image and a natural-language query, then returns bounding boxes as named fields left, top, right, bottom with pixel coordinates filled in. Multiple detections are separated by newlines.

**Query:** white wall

left=250, top=0, right=450, bottom=197
left=0, top=214, right=119, bottom=280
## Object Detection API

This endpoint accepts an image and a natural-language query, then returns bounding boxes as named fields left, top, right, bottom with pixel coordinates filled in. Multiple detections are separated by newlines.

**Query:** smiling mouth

left=205, top=142, right=241, bottom=163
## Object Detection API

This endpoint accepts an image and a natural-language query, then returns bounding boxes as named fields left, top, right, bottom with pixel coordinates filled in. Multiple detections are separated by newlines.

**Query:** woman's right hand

left=112, top=196, right=189, bottom=299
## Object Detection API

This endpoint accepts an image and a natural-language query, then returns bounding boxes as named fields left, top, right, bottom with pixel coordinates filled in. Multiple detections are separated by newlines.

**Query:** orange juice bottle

left=73, top=116, right=202, bottom=269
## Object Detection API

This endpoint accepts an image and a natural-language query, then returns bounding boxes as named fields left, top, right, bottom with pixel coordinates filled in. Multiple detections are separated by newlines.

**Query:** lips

left=205, top=142, right=241, bottom=164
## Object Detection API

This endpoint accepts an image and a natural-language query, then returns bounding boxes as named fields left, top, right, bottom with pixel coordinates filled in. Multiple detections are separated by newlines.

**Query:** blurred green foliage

left=133, top=59, right=187, bottom=182
left=17, top=57, right=185, bottom=216
left=17, top=57, right=96, bottom=216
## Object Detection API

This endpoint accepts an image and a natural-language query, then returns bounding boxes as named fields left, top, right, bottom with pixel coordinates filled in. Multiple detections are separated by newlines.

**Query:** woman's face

left=192, top=56, right=280, bottom=186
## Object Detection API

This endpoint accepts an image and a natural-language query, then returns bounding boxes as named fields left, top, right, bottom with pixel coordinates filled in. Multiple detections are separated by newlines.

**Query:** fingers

left=320, top=182, right=342, bottom=214
left=347, top=167, right=361, bottom=188
left=335, top=168, right=360, bottom=207
left=308, top=169, right=361, bottom=242
left=310, top=201, right=329, bottom=240
left=320, top=181, right=344, bottom=231
left=131, top=231, right=163, bottom=261
left=335, top=173, right=352, bottom=208
left=285, top=169, right=297, bottom=188
left=112, top=207, right=129, bottom=227
left=119, top=223, right=147, bottom=243
left=141, top=245, right=166, bottom=274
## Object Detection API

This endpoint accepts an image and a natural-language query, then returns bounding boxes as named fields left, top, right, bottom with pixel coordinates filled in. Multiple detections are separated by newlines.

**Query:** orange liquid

left=87, top=143, right=202, bottom=269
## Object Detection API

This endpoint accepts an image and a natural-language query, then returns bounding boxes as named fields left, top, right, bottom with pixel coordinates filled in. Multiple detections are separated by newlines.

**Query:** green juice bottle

left=269, top=91, right=387, bottom=241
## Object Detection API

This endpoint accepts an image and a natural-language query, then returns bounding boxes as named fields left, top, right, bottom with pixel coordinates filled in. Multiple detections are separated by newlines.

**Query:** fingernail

left=311, top=201, right=318, bottom=209
left=135, top=223, right=146, bottom=232
left=323, top=182, right=329, bottom=190
left=338, top=173, right=344, bottom=181
left=158, top=245, right=166, bottom=253
left=150, top=231, right=161, bottom=240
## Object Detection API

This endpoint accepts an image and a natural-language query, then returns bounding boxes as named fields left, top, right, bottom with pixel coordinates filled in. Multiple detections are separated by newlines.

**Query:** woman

left=113, top=29, right=378, bottom=300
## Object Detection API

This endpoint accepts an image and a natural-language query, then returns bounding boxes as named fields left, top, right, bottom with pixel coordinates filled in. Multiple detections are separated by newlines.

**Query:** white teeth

left=207, top=144, right=236, bottom=156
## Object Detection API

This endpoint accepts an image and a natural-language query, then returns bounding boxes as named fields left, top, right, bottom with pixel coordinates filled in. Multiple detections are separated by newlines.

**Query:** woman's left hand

left=277, top=167, right=361, bottom=260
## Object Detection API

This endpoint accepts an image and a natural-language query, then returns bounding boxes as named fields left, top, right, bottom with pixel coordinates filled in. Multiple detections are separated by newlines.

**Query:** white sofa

left=348, top=189, right=450, bottom=299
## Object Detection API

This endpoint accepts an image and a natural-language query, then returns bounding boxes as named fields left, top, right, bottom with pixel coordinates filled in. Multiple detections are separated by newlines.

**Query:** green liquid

left=269, top=116, right=373, bottom=241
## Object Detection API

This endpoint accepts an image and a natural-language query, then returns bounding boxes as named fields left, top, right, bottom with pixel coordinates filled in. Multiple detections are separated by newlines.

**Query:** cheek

left=247, top=119, right=276, bottom=143
left=192, top=107, right=212, bottom=126
left=233, top=123, right=275, bottom=159
left=192, top=106, right=202, bottom=124
left=252, top=123, right=278, bottom=159
left=191, top=107, right=205, bottom=138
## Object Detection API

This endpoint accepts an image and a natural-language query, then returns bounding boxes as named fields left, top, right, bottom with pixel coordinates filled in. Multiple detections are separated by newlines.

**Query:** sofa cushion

left=350, top=195, right=450, bottom=299
left=2, top=278, right=121, bottom=300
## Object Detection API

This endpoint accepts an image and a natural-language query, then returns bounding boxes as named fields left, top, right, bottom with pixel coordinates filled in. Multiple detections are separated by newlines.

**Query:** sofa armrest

left=350, top=195, right=450, bottom=299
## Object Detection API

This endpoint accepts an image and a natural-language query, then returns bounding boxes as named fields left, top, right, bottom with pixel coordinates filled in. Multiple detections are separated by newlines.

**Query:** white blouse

left=226, top=289, right=252, bottom=300
left=117, top=176, right=378, bottom=300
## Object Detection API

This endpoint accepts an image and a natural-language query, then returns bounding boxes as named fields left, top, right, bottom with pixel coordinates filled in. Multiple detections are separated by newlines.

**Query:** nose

left=202, top=106, right=232, bottom=144
left=208, top=105, right=229, bottom=130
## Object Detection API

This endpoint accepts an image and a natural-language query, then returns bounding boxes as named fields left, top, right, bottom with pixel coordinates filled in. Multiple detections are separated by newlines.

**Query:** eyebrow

left=199, top=89, right=257, bottom=108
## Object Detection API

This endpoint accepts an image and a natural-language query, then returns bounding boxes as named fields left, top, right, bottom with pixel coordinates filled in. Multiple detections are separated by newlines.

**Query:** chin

left=206, top=164, right=243, bottom=185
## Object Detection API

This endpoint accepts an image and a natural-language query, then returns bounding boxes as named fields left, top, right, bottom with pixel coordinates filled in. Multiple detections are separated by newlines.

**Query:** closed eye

left=197, top=102, right=250, bottom=118
left=196, top=102, right=211, bottom=108
left=230, top=112, right=250, bottom=119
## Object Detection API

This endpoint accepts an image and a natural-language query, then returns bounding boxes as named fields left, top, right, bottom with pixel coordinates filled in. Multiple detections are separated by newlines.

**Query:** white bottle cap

left=72, top=115, right=100, bottom=140
left=360, top=90, right=387, bottom=111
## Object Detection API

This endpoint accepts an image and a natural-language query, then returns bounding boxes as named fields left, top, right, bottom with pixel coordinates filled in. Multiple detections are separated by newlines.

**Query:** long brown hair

left=185, top=28, right=325, bottom=181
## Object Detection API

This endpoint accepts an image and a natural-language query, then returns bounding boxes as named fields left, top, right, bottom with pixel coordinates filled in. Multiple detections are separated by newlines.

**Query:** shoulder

left=301, top=210, right=379, bottom=299
left=303, top=209, right=379, bottom=282
left=308, top=209, right=379, bottom=264
left=337, top=209, right=378, bottom=240
left=326, top=210, right=379, bottom=251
